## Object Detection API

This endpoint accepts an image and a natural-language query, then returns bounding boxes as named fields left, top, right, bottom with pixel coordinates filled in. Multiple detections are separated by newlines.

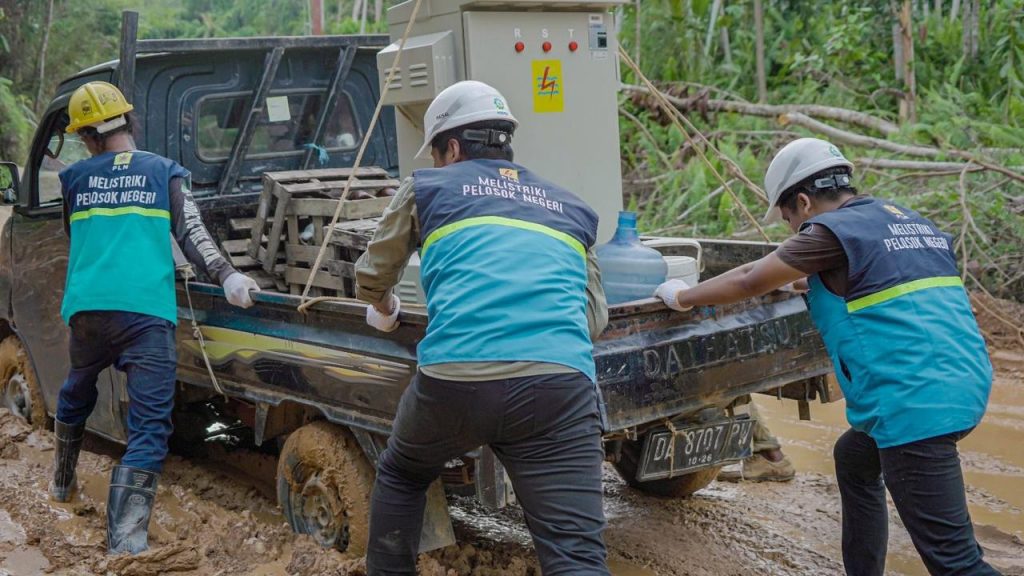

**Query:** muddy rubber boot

left=717, top=452, right=796, bottom=483
left=106, top=465, right=159, bottom=555
left=49, top=419, right=85, bottom=502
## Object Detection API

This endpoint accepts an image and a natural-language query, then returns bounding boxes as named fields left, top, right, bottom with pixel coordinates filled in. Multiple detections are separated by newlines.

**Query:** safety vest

left=803, top=197, right=991, bottom=447
left=59, top=150, right=188, bottom=324
left=413, top=159, right=599, bottom=380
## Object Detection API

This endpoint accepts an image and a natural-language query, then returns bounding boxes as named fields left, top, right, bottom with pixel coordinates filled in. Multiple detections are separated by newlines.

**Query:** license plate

left=636, top=418, right=754, bottom=482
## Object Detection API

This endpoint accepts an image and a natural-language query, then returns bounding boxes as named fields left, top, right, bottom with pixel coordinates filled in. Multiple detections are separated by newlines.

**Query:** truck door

left=11, top=99, right=127, bottom=443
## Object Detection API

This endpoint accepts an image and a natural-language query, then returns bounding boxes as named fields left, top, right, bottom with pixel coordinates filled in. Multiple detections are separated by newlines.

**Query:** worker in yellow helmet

left=52, top=81, right=259, bottom=555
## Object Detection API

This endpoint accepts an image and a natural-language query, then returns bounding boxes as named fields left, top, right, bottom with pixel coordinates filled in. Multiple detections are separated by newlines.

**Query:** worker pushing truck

left=0, top=0, right=844, bottom=565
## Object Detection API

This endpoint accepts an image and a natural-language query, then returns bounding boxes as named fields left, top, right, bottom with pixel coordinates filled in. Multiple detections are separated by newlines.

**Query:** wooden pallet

left=248, top=168, right=400, bottom=278
left=221, top=238, right=286, bottom=291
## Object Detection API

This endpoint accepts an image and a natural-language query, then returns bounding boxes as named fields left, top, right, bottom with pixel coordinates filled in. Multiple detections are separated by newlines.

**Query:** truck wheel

left=276, top=421, right=375, bottom=555
left=0, top=335, right=48, bottom=429
left=612, top=437, right=722, bottom=498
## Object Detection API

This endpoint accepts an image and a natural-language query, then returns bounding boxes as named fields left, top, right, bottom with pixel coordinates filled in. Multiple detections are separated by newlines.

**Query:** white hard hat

left=763, top=138, right=854, bottom=223
left=416, top=80, right=518, bottom=159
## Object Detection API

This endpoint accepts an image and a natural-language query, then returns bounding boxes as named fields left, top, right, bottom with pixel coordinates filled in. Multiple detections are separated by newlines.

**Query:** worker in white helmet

left=654, top=138, right=997, bottom=576
left=355, top=80, right=609, bottom=575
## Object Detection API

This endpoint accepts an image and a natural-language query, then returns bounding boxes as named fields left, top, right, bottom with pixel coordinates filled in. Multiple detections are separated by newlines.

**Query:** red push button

left=542, top=41, right=552, bottom=52
left=569, top=40, right=579, bottom=52
left=514, top=41, right=525, bottom=53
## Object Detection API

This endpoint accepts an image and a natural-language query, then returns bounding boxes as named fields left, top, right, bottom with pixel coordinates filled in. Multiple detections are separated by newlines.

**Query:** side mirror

left=0, top=162, right=20, bottom=205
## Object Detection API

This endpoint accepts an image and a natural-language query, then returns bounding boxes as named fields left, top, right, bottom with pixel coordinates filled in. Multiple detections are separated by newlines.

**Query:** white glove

left=223, top=272, right=260, bottom=308
left=366, top=294, right=400, bottom=332
left=654, top=279, right=694, bottom=312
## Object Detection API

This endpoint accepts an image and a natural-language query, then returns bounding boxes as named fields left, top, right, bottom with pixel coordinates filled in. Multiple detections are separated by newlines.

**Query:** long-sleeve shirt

left=355, top=177, right=609, bottom=382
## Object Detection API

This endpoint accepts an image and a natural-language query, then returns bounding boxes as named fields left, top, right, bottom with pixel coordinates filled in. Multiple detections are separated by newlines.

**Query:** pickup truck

left=0, top=13, right=835, bottom=555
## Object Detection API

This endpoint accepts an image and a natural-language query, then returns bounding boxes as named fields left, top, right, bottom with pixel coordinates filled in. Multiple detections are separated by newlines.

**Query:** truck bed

left=173, top=238, right=832, bottom=436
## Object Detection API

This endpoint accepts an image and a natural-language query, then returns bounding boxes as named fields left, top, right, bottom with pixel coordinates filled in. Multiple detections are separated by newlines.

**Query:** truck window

left=36, top=113, right=91, bottom=207
left=196, top=91, right=361, bottom=161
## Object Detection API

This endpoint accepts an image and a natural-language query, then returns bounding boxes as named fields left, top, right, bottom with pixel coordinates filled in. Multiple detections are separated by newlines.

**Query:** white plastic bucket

left=642, top=237, right=703, bottom=285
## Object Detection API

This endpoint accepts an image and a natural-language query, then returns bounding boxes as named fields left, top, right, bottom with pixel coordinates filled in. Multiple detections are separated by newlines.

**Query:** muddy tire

left=276, top=421, right=375, bottom=555
left=0, top=335, right=49, bottom=429
left=612, top=437, right=721, bottom=498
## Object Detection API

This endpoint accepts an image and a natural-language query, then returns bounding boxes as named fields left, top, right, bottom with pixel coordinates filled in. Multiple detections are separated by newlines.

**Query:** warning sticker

left=532, top=60, right=564, bottom=113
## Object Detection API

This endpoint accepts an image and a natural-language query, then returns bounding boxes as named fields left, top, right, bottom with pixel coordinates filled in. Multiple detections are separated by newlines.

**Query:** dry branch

left=623, top=84, right=899, bottom=136
left=781, top=112, right=1024, bottom=185
left=855, top=158, right=982, bottom=171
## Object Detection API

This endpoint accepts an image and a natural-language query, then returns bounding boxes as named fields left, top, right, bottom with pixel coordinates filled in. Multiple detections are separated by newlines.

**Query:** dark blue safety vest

left=60, top=150, right=188, bottom=324
left=803, top=197, right=991, bottom=447
left=413, top=159, right=599, bottom=380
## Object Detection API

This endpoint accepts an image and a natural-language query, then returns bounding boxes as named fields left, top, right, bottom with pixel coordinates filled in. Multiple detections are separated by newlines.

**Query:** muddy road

left=1, top=360, right=1022, bottom=575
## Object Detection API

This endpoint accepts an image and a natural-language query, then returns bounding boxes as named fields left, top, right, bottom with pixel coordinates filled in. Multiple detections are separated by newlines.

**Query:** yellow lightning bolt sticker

left=532, top=60, right=564, bottom=113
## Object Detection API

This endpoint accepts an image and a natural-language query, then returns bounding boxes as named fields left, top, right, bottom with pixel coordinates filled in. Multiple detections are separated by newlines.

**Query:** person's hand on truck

left=223, top=272, right=261, bottom=308
left=366, top=293, right=401, bottom=332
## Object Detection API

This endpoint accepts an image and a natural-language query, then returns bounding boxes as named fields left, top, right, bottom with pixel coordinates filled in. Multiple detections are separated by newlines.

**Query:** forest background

left=0, top=0, right=1022, bottom=304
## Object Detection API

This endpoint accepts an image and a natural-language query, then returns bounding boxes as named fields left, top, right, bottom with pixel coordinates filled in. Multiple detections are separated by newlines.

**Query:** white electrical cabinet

left=381, top=0, right=626, bottom=241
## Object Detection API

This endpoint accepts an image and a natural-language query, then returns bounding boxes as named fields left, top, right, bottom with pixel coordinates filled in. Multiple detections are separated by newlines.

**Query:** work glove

left=366, top=293, right=401, bottom=333
left=654, top=279, right=694, bottom=312
left=223, top=272, right=260, bottom=308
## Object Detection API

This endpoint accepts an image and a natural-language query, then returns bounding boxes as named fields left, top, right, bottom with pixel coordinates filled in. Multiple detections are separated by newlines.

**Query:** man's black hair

left=77, top=113, right=134, bottom=148
left=430, top=119, right=515, bottom=162
left=777, top=166, right=857, bottom=213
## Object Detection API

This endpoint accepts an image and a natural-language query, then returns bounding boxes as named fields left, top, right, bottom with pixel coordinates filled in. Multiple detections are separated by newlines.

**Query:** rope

left=298, top=0, right=426, bottom=309
left=179, top=267, right=228, bottom=400
left=618, top=47, right=771, bottom=242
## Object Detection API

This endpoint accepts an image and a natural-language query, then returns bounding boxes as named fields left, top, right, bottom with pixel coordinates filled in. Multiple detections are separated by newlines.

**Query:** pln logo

left=883, top=204, right=909, bottom=220
left=499, top=168, right=519, bottom=183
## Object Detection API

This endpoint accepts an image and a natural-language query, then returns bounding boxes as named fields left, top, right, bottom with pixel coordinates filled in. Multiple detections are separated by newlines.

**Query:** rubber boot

left=106, top=465, right=159, bottom=555
left=49, top=419, right=85, bottom=502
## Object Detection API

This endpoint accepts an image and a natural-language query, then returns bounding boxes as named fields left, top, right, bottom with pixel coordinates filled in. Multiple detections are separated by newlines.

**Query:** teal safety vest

left=413, top=159, right=599, bottom=380
left=803, top=198, right=991, bottom=447
left=59, top=150, right=188, bottom=324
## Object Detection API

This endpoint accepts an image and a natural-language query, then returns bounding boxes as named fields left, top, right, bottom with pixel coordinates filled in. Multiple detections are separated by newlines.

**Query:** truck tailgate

left=596, top=294, right=832, bottom=431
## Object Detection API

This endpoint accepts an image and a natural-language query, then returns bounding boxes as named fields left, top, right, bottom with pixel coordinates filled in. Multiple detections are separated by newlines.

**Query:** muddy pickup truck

left=0, top=15, right=835, bottom=555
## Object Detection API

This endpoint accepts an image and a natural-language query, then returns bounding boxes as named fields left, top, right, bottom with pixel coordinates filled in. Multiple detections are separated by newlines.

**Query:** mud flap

left=419, top=479, right=456, bottom=553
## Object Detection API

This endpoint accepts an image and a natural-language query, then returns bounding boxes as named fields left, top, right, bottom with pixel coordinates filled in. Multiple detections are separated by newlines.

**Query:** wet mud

left=0, top=359, right=1021, bottom=574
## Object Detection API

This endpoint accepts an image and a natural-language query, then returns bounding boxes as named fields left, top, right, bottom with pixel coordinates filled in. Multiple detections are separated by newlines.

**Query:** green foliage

left=0, top=77, right=34, bottom=164
left=618, top=1, right=1024, bottom=298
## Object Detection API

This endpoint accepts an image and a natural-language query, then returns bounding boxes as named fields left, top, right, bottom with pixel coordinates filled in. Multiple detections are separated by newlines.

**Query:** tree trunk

left=310, top=0, right=324, bottom=35
left=719, top=27, right=733, bottom=68
left=34, top=0, right=55, bottom=114
left=704, top=0, right=723, bottom=58
left=375, top=0, right=382, bottom=23
left=359, top=0, right=368, bottom=34
left=971, top=0, right=980, bottom=58
left=351, top=0, right=361, bottom=21
left=933, top=0, right=942, bottom=18
left=754, top=0, right=767, bottom=102
left=950, top=0, right=960, bottom=21
left=893, top=22, right=904, bottom=81
left=634, top=0, right=641, bottom=69
left=898, top=0, right=917, bottom=124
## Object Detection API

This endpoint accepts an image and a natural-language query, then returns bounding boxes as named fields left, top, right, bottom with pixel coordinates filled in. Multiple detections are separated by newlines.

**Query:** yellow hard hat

left=65, top=81, right=134, bottom=134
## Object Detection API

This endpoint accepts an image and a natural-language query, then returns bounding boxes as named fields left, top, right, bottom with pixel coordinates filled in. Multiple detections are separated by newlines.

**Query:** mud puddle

left=756, top=359, right=1024, bottom=575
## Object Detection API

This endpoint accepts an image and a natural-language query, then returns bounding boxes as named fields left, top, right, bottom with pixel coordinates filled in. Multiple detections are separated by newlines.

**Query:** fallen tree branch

left=624, top=84, right=900, bottom=136
left=619, top=50, right=770, bottom=241
left=855, top=158, right=982, bottom=171
left=780, top=113, right=1024, bottom=186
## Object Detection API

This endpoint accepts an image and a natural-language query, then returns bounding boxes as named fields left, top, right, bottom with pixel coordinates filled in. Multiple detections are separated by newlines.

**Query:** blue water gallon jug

left=596, top=211, right=668, bottom=304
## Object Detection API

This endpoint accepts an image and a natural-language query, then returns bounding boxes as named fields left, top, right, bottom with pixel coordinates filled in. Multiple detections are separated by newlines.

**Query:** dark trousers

left=367, top=371, right=609, bottom=576
left=834, top=428, right=1001, bottom=576
left=56, top=311, right=177, bottom=473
